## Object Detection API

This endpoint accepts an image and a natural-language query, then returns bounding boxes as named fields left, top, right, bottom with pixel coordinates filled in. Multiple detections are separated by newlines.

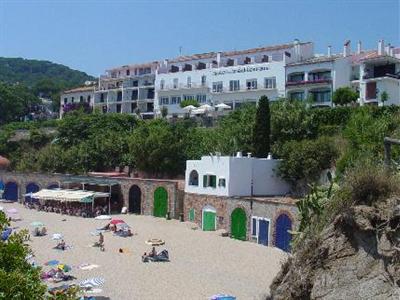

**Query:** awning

left=26, top=189, right=110, bottom=203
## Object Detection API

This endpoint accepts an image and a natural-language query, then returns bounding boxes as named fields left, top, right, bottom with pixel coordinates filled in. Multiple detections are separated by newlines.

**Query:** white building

left=185, top=154, right=290, bottom=197
left=155, top=40, right=314, bottom=117
left=60, top=85, right=95, bottom=117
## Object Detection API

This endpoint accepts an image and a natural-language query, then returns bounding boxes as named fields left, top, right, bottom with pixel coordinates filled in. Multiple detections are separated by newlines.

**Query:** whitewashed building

left=185, top=154, right=290, bottom=197
left=155, top=40, right=314, bottom=117
left=60, top=85, right=95, bottom=117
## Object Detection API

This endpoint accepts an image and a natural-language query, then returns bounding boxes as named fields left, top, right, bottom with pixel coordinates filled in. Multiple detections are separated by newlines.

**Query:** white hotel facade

left=60, top=39, right=400, bottom=118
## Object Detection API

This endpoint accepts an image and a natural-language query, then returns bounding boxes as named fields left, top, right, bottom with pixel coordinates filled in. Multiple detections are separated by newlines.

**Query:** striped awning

left=26, top=189, right=109, bottom=203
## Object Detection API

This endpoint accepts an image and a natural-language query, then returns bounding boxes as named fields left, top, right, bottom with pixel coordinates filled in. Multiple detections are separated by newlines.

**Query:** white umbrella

left=199, top=104, right=213, bottom=110
left=182, top=105, right=196, bottom=111
left=52, top=233, right=63, bottom=240
left=215, top=103, right=231, bottom=109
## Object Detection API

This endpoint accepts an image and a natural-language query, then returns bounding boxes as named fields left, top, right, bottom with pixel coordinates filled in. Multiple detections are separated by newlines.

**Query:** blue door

left=25, top=183, right=40, bottom=203
left=275, top=214, right=292, bottom=252
left=258, top=219, right=269, bottom=246
left=4, top=182, right=18, bottom=201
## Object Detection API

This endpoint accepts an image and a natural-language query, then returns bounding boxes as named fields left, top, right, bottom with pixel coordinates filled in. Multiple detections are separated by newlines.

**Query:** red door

left=366, top=82, right=377, bottom=100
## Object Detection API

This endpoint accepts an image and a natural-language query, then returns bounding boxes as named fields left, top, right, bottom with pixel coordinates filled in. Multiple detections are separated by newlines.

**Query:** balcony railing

left=286, top=78, right=332, bottom=87
left=159, top=83, right=208, bottom=90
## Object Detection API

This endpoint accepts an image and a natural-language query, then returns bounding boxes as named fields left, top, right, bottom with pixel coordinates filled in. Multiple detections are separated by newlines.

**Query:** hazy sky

left=1, top=0, right=399, bottom=76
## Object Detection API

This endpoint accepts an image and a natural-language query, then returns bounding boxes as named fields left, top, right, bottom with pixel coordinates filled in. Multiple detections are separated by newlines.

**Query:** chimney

left=357, top=41, right=362, bottom=54
left=343, top=40, right=351, bottom=57
left=236, top=151, right=242, bottom=158
left=385, top=43, right=391, bottom=55
left=216, top=52, right=222, bottom=67
left=247, top=152, right=252, bottom=158
left=378, top=39, right=384, bottom=55
left=327, top=45, right=332, bottom=57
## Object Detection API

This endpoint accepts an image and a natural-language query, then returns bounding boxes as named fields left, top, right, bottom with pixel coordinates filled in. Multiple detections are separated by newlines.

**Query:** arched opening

left=129, top=185, right=141, bottom=214
left=231, top=207, right=247, bottom=240
left=25, top=182, right=40, bottom=203
left=275, top=213, right=292, bottom=252
left=188, top=170, right=199, bottom=186
left=47, top=183, right=59, bottom=190
left=153, top=187, right=168, bottom=218
left=4, top=182, right=18, bottom=201
left=202, top=205, right=216, bottom=231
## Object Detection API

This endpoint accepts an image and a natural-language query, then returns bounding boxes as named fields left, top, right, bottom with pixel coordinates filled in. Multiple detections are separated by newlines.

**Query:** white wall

left=228, top=157, right=253, bottom=196
left=377, top=78, right=400, bottom=106
left=252, top=159, right=290, bottom=196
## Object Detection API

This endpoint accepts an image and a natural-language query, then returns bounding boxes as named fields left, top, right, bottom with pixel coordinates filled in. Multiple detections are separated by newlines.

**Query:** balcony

left=210, top=84, right=276, bottom=93
left=159, top=83, right=209, bottom=91
left=286, top=78, right=332, bottom=87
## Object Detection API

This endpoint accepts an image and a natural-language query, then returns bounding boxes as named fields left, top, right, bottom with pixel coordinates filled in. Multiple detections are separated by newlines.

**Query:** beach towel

left=94, top=215, right=111, bottom=220
left=45, top=260, right=60, bottom=266
left=209, top=295, right=236, bottom=300
left=79, top=277, right=105, bottom=288
left=78, top=264, right=99, bottom=271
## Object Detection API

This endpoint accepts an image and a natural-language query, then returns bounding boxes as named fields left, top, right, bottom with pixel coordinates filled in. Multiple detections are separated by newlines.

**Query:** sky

left=0, top=0, right=399, bottom=76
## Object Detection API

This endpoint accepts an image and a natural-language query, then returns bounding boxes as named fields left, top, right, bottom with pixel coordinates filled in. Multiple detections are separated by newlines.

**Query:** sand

left=2, top=202, right=287, bottom=300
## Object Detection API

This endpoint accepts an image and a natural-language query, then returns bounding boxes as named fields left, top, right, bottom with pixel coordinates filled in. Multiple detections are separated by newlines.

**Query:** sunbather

left=55, top=239, right=66, bottom=250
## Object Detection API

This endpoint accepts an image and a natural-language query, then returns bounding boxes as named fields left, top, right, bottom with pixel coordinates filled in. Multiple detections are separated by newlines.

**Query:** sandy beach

left=2, top=202, right=287, bottom=300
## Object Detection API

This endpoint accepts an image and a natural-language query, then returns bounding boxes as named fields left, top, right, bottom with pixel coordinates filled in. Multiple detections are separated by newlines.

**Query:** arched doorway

left=47, top=183, right=59, bottom=190
left=153, top=187, right=168, bottom=218
left=231, top=207, right=247, bottom=240
left=25, top=182, right=40, bottom=203
left=202, top=205, right=216, bottom=231
left=129, top=185, right=141, bottom=214
left=275, top=213, right=292, bottom=252
left=4, top=182, right=18, bottom=201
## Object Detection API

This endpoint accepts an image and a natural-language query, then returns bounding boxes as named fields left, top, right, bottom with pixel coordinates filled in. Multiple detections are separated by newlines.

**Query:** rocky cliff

left=268, top=196, right=400, bottom=300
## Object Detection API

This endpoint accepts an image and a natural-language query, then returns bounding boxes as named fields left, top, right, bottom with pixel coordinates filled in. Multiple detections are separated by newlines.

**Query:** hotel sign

left=213, top=66, right=269, bottom=76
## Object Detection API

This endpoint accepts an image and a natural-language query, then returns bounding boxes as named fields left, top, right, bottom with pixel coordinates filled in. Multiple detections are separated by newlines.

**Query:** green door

left=231, top=208, right=247, bottom=240
left=203, top=210, right=216, bottom=231
left=153, top=187, right=168, bottom=217
left=189, top=208, right=195, bottom=222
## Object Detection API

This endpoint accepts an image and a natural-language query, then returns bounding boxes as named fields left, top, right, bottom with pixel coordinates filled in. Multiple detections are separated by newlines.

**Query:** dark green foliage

left=0, top=57, right=94, bottom=88
left=180, top=99, right=199, bottom=108
left=332, top=87, right=358, bottom=106
left=276, top=137, right=339, bottom=186
left=253, top=96, right=271, bottom=157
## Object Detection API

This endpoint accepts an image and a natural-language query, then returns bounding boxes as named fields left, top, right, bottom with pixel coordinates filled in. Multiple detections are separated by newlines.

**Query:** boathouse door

left=25, top=183, right=40, bottom=203
left=202, top=206, right=216, bottom=231
left=153, top=187, right=168, bottom=217
left=4, top=182, right=18, bottom=201
left=128, top=185, right=141, bottom=214
left=275, top=214, right=292, bottom=252
left=258, top=219, right=269, bottom=246
left=231, top=207, right=247, bottom=240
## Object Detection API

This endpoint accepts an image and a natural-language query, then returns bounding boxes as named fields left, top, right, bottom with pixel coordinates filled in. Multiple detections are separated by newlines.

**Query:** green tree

left=180, top=99, right=199, bottom=108
left=161, top=106, right=168, bottom=118
left=380, top=91, right=389, bottom=106
left=332, top=87, right=358, bottom=106
left=253, top=96, right=271, bottom=157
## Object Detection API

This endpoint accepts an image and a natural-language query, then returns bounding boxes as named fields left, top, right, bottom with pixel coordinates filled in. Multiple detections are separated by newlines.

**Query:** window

left=160, top=80, right=165, bottom=90
left=117, top=91, right=122, bottom=101
left=189, top=170, right=199, bottom=186
left=64, top=98, right=67, bottom=104
left=80, top=96, right=84, bottom=103
left=290, top=91, right=305, bottom=101
left=100, top=93, right=105, bottom=102
left=187, top=76, right=191, bottom=88
left=131, top=102, right=137, bottom=112
left=261, top=55, right=269, bottom=63
left=218, top=178, right=226, bottom=187
left=87, top=95, right=91, bottom=102
left=116, top=104, right=122, bottom=113
left=71, top=97, right=74, bottom=103
left=131, top=90, right=138, bottom=100
left=160, top=97, right=169, bottom=105
left=251, top=217, right=257, bottom=237
left=132, top=80, right=138, bottom=87
left=203, top=174, right=217, bottom=188
left=171, top=96, right=181, bottom=105
left=183, top=95, right=195, bottom=101
left=311, top=90, right=331, bottom=103
left=173, top=78, right=178, bottom=89
left=288, top=73, right=304, bottom=82
left=309, top=71, right=331, bottom=81
left=196, top=94, right=206, bottom=103
left=201, top=75, right=207, bottom=86
left=264, top=77, right=276, bottom=89
left=126, top=69, right=130, bottom=76
left=229, top=80, right=240, bottom=91
left=246, top=79, right=257, bottom=90
left=212, top=81, right=223, bottom=93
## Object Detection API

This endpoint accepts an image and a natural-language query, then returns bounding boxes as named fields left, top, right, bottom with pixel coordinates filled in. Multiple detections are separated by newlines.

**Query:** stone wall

left=0, top=171, right=183, bottom=218
left=184, top=192, right=298, bottom=246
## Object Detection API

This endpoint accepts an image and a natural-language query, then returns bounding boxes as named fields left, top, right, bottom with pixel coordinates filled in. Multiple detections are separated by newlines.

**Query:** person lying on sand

left=55, top=239, right=66, bottom=250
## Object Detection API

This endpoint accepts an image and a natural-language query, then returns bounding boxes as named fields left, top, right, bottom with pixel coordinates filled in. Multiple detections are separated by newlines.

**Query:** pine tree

left=253, top=95, right=271, bottom=157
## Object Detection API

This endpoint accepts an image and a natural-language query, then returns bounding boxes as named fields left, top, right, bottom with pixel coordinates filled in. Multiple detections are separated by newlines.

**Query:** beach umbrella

left=110, top=219, right=125, bottom=225
left=79, top=277, right=105, bottom=288
left=30, top=221, right=44, bottom=227
left=52, top=233, right=63, bottom=240
left=6, top=208, right=18, bottom=214
left=215, top=103, right=231, bottom=110
left=0, top=206, right=3, bottom=211
left=182, top=105, right=196, bottom=111
left=199, top=104, right=213, bottom=110
left=145, top=238, right=165, bottom=246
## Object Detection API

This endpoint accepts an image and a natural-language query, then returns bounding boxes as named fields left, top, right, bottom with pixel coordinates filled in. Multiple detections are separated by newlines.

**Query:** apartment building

left=154, top=40, right=314, bottom=116
left=60, top=85, right=96, bottom=117
left=93, top=62, right=158, bottom=118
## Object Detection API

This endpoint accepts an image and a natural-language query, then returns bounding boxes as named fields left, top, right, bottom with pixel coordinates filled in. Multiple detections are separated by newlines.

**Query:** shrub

left=332, top=87, right=358, bottom=106
left=180, top=99, right=199, bottom=108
